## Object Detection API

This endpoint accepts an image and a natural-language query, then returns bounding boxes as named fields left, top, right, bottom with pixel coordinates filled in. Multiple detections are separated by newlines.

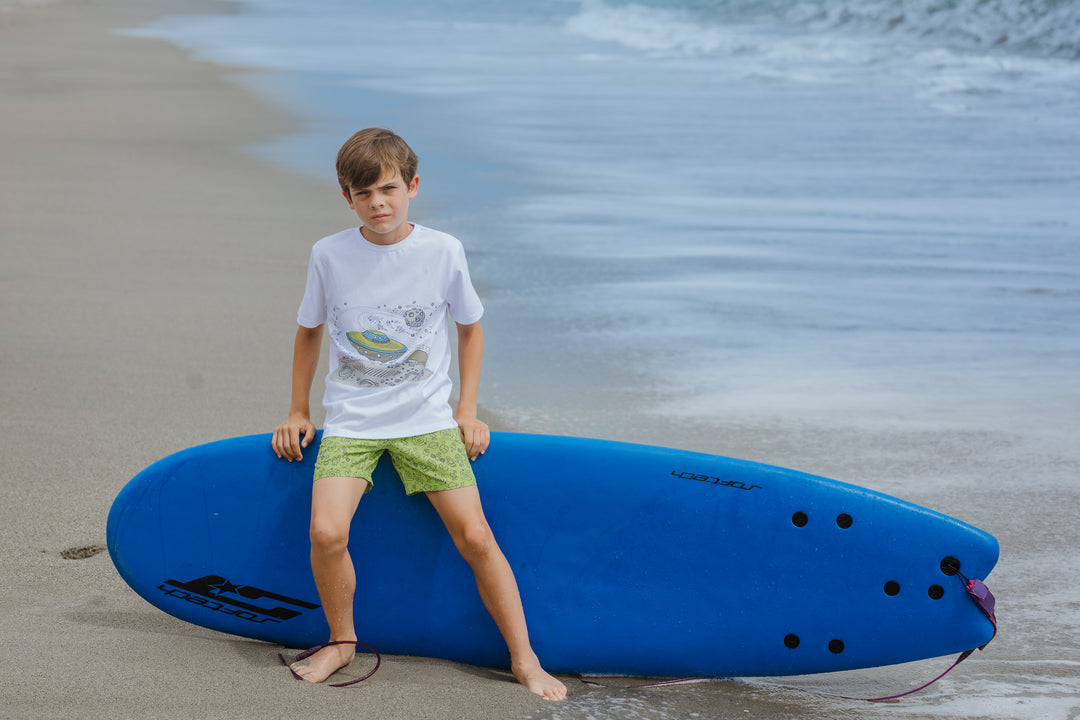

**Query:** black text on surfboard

left=672, top=470, right=762, bottom=491
left=158, top=574, right=320, bottom=625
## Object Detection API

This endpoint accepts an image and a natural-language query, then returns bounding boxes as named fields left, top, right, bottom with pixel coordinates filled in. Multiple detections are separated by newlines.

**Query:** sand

left=0, top=0, right=562, bottom=717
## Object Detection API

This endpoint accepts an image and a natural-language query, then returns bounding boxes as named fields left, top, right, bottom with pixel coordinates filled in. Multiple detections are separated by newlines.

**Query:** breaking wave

left=569, top=0, right=1080, bottom=59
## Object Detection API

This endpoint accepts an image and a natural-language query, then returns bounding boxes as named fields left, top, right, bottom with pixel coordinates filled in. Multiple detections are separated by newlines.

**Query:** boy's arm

left=272, top=324, right=323, bottom=462
left=455, top=321, right=490, bottom=461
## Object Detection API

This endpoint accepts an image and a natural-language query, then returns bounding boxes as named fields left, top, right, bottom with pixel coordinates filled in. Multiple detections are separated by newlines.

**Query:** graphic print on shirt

left=328, top=304, right=436, bottom=389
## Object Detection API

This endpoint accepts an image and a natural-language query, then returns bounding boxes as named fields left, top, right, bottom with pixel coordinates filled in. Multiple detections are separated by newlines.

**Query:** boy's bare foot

left=290, top=641, right=356, bottom=683
left=513, top=656, right=567, bottom=701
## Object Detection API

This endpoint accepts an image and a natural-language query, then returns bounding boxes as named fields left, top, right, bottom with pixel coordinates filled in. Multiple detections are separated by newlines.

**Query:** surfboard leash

left=821, top=569, right=997, bottom=703
left=279, top=640, right=382, bottom=688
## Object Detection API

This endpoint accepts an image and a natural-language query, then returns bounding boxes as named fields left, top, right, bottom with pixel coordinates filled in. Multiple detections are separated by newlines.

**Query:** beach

left=3, top=0, right=1079, bottom=719
left=0, top=0, right=537, bottom=717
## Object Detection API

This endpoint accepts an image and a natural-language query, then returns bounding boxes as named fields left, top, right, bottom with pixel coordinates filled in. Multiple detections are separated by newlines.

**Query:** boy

left=271, top=128, right=566, bottom=701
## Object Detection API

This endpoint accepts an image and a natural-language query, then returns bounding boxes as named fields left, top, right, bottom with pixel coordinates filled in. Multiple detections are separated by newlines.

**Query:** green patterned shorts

left=313, top=428, right=477, bottom=496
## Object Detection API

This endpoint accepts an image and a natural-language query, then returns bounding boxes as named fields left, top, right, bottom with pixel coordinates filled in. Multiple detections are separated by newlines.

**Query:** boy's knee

left=309, top=517, right=350, bottom=554
left=454, top=522, right=495, bottom=561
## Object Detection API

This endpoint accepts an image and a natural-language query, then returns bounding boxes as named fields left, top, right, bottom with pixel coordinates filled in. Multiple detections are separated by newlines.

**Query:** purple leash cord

left=279, top=640, right=382, bottom=688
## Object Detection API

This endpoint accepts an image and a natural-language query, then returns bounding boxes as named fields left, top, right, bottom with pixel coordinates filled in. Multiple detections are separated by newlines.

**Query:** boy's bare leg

left=291, top=475, right=369, bottom=683
left=426, top=485, right=567, bottom=701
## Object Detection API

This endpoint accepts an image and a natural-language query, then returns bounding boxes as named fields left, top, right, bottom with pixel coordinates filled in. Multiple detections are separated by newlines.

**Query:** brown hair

left=336, top=128, right=418, bottom=193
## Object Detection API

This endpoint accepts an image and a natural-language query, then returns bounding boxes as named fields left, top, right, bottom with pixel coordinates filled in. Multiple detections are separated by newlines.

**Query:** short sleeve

left=446, top=244, right=484, bottom=325
left=296, top=247, right=327, bottom=328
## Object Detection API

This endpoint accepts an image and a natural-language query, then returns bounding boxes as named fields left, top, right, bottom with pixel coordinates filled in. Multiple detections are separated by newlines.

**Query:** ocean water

left=129, top=1, right=1079, bottom=718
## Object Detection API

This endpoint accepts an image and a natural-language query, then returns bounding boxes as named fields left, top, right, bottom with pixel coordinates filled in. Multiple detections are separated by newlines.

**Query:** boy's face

left=344, top=167, right=420, bottom=246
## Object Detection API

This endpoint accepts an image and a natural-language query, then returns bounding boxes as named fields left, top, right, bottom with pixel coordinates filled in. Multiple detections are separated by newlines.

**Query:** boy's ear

left=408, top=175, right=419, bottom=198
left=342, top=188, right=354, bottom=208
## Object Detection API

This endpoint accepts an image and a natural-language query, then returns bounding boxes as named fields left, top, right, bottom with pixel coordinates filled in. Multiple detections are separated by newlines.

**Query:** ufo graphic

left=347, top=329, right=408, bottom=362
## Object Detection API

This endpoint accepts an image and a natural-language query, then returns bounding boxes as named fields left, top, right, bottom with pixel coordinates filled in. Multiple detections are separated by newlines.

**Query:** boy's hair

left=336, top=128, right=418, bottom=193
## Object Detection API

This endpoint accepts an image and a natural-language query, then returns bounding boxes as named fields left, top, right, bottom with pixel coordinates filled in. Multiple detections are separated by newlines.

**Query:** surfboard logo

left=671, top=470, right=762, bottom=492
left=157, top=574, right=320, bottom=625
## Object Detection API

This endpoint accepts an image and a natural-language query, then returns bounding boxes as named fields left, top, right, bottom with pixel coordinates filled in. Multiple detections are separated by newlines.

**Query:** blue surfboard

left=107, top=432, right=998, bottom=677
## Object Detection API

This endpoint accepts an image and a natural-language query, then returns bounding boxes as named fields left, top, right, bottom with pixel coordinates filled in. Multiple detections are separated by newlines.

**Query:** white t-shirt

left=297, top=224, right=484, bottom=439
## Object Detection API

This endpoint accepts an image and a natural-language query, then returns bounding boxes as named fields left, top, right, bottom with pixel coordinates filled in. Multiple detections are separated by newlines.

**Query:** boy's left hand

left=456, top=416, right=490, bottom=461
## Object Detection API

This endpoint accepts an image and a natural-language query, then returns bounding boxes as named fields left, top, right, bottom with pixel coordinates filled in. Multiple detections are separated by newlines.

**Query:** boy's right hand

left=272, top=415, right=317, bottom=462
